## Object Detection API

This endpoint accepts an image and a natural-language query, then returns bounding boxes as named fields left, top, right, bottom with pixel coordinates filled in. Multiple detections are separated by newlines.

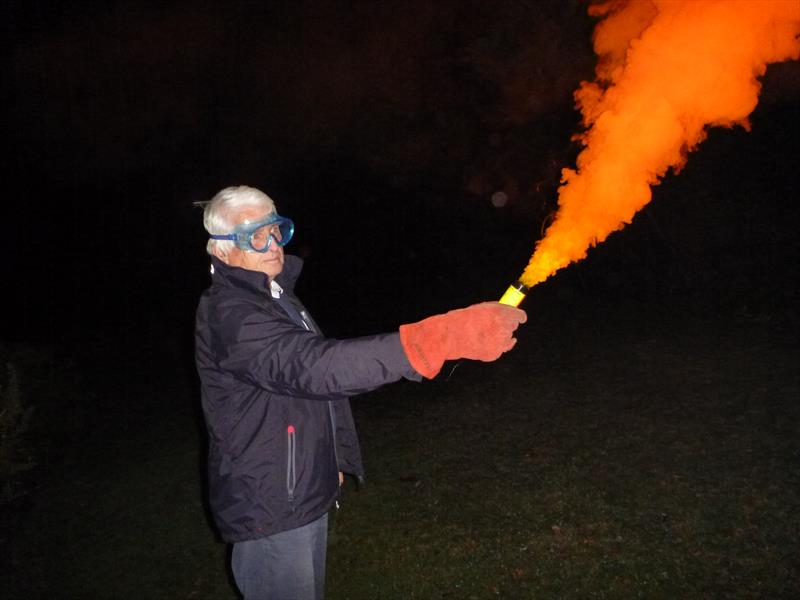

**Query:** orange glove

left=399, top=302, right=527, bottom=379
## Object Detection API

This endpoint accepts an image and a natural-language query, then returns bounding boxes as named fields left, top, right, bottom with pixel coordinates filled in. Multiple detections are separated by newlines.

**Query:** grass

left=327, top=307, right=799, bottom=599
left=2, top=298, right=798, bottom=599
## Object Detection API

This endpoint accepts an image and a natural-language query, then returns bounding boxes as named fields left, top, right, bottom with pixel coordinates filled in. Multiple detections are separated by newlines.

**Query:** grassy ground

left=328, top=305, right=799, bottom=599
left=2, top=298, right=798, bottom=599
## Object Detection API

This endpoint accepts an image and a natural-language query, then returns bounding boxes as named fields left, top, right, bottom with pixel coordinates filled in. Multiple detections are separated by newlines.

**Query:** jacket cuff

left=391, top=331, right=424, bottom=381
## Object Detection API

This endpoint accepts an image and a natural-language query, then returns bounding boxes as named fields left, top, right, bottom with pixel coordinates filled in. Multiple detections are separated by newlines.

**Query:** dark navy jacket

left=195, top=255, right=419, bottom=542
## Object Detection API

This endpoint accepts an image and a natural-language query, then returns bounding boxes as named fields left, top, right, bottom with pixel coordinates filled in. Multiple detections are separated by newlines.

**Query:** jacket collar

left=210, top=255, right=303, bottom=295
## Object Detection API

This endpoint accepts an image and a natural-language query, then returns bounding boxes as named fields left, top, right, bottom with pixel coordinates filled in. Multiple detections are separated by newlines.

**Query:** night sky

left=3, top=0, right=799, bottom=356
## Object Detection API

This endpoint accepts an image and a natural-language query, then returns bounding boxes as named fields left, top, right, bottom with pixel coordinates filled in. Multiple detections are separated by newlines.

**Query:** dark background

left=3, top=0, right=798, bottom=360
left=1, top=4, right=798, bottom=596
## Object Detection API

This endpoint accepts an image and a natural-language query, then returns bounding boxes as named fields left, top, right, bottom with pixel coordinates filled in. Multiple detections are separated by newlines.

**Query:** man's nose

left=266, top=235, right=282, bottom=253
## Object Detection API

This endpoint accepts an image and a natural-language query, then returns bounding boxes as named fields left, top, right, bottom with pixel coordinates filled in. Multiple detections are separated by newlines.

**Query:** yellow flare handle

left=498, top=281, right=528, bottom=307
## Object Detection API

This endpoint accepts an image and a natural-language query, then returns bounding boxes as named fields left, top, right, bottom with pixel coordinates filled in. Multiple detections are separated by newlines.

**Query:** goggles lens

left=248, top=219, right=293, bottom=251
left=210, top=214, right=295, bottom=253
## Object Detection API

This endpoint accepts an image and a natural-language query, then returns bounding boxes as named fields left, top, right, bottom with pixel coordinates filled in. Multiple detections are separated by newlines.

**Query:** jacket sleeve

left=214, top=300, right=421, bottom=399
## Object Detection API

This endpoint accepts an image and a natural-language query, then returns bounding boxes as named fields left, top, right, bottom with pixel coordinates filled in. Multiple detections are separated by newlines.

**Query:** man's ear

left=211, top=246, right=230, bottom=264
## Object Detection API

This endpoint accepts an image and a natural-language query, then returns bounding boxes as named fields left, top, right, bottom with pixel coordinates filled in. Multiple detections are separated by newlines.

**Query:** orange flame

left=519, top=0, right=800, bottom=288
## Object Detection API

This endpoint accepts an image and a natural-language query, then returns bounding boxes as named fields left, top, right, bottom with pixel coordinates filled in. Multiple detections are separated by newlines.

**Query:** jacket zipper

left=286, top=425, right=296, bottom=502
left=328, top=402, right=341, bottom=487
left=297, top=306, right=339, bottom=488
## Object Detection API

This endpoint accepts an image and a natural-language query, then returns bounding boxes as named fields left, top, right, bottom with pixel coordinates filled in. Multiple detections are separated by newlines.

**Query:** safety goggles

left=209, top=214, right=295, bottom=253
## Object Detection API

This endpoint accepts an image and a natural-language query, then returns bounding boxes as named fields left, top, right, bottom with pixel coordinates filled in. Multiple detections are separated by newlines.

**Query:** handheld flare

left=498, top=280, right=529, bottom=307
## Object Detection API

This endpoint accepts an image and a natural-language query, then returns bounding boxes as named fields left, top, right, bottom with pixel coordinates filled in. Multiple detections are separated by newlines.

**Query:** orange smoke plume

left=519, top=0, right=800, bottom=288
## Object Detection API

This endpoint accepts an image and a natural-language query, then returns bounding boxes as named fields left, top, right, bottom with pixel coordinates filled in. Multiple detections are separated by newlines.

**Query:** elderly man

left=195, top=185, right=526, bottom=600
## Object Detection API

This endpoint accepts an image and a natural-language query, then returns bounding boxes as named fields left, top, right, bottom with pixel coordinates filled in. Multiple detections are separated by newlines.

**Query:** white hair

left=201, top=186, right=276, bottom=256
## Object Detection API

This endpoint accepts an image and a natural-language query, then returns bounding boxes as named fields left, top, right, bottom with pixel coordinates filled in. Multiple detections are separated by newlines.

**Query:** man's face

left=219, top=206, right=285, bottom=281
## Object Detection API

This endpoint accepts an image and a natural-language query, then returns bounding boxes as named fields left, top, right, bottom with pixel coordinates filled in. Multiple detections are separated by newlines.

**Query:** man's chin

left=263, top=262, right=284, bottom=278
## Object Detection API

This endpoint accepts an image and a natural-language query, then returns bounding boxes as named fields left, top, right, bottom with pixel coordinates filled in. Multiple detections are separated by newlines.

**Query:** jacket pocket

left=286, top=425, right=297, bottom=502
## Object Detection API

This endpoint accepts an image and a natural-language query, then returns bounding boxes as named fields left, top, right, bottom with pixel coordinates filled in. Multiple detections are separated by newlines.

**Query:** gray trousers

left=231, top=513, right=329, bottom=600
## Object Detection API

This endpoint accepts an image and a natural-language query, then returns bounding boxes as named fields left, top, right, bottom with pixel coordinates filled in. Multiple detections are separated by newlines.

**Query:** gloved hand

left=399, top=302, right=527, bottom=379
